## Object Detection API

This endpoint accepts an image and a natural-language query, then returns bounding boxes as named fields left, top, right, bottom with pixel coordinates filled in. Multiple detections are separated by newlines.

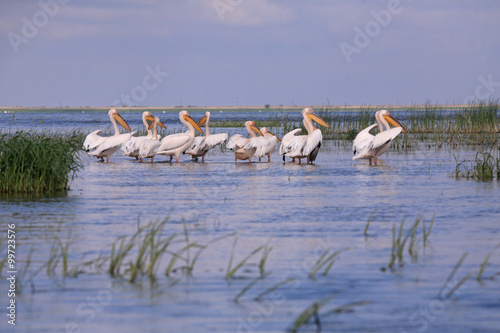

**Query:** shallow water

left=1, top=111, right=500, bottom=333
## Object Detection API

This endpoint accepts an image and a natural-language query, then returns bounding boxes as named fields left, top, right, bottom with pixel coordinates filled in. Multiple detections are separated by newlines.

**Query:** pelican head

left=260, top=127, right=281, bottom=142
left=109, top=109, right=131, bottom=131
left=180, top=110, right=203, bottom=133
left=245, top=121, right=264, bottom=136
left=145, top=112, right=166, bottom=129
left=302, top=108, right=331, bottom=128
left=379, top=110, right=406, bottom=132
left=147, top=116, right=160, bottom=130
left=198, top=111, right=210, bottom=127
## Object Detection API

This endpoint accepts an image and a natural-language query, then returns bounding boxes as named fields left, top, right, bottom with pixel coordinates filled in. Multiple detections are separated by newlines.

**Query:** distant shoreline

left=0, top=104, right=486, bottom=113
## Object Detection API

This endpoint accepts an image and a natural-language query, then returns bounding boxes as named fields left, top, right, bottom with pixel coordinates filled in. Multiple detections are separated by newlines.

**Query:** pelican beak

left=198, top=115, right=207, bottom=127
left=113, top=113, right=132, bottom=131
left=307, top=112, right=331, bottom=128
left=267, top=130, right=281, bottom=142
left=250, top=125, right=264, bottom=136
left=184, top=115, right=203, bottom=134
left=384, top=115, right=406, bottom=133
left=145, top=115, right=165, bottom=128
left=148, top=121, right=155, bottom=130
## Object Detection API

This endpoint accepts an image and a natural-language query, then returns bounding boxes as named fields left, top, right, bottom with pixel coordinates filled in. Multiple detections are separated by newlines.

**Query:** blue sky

left=1, top=0, right=499, bottom=107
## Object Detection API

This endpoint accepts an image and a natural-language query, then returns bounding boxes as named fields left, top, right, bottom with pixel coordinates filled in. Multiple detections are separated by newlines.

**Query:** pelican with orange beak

left=279, top=108, right=331, bottom=164
left=352, top=109, right=406, bottom=165
left=155, top=110, right=203, bottom=163
left=122, top=111, right=165, bottom=159
left=185, top=111, right=228, bottom=162
left=227, top=121, right=270, bottom=164
left=138, top=116, right=162, bottom=163
left=86, top=109, right=135, bottom=163
left=254, top=127, right=280, bottom=162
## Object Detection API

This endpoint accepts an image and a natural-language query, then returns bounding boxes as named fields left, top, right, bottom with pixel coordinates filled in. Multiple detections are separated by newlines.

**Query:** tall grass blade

left=477, top=243, right=500, bottom=282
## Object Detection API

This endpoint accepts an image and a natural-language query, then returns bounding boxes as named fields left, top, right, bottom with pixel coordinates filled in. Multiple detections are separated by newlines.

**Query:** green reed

left=364, top=209, right=377, bottom=236
left=477, top=243, right=500, bottom=282
left=309, top=248, right=349, bottom=279
left=0, top=131, right=82, bottom=193
left=287, top=293, right=337, bottom=333
left=233, top=272, right=272, bottom=302
left=438, top=252, right=475, bottom=299
left=253, top=277, right=296, bottom=302
left=387, top=216, right=431, bottom=270
left=225, top=232, right=265, bottom=280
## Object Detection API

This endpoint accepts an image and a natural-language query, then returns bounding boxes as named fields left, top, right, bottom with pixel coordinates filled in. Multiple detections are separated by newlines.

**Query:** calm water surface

left=0, top=111, right=499, bottom=333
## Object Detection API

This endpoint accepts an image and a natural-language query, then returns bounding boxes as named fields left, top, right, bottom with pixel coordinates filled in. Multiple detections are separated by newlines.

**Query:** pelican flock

left=82, top=108, right=406, bottom=165
left=352, top=109, right=406, bottom=165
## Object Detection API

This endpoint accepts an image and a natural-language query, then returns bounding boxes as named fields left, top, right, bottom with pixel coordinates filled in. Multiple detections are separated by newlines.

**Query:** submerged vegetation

left=4, top=210, right=497, bottom=332
left=0, top=131, right=83, bottom=193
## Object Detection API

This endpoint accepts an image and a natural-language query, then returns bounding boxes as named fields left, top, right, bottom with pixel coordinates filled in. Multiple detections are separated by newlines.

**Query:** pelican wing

left=279, top=128, right=302, bottom=155
left=255, top=135, right=277, bottom=157
left=121, top=136, right=138, bottom=155
left=368, top=127, right=403, bottom=151
left=139, top=138, right=161, bottom=158
left=352, top=124, right=377, bottom=154
left=244, top=136, right=269, bottom=149
left=302, top=129, right=323, bottom=156
left=186, top=136, right=205, bottom=154
left=204, top=133, right=228, bottom=148
left=227, top=134, right=247, bottom=150
left=90, top=133, right=134, bottom=155
left=157, top=133, right=191, bottom=153
left=83, top=130, right=105, bottom=151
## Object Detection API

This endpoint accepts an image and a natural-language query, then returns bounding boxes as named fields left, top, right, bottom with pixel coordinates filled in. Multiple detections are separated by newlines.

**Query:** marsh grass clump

left=0, top=131, right=82, bottom=193
left=456, top=100, right=499, bottom=133
left=454, top=148, right=500, bottom=180
left=105, top=218, right=235, bottom=283
left=387, top=216, right=433, bottom=270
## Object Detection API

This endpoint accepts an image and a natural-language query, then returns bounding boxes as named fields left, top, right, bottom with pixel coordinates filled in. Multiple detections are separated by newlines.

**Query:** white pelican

left=352, top=109, right=406, bottom=165
left=138, top=116, right=162, bottom=163
left=87, top=109, right=135, bottom=163
left=279, top=108, right=331, bottom=164
left=254, top=127, right=280, bottom=162
left=227, top=121, right=269, bottom=164
left=122, top=111, right=165, bottom=159
left=185, top=111, right=228, bottom=162
left=155, top=110, right=203, bottom=163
